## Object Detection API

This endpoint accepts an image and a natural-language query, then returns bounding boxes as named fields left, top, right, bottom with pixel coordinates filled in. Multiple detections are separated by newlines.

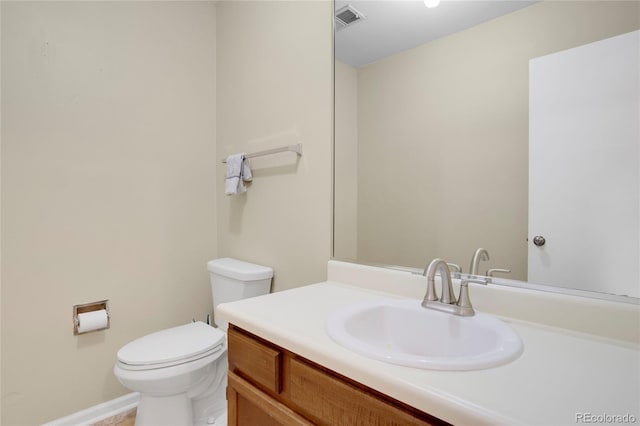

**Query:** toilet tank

left=207, top=258, right=273, bottom=330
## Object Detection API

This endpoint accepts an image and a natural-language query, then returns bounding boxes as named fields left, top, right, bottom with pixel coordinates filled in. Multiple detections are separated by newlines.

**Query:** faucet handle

left=455, top=278, right=487, bottom=316
left=487, top=268, right=511, bottom=277
left=486, top=268, right=511, bottom=283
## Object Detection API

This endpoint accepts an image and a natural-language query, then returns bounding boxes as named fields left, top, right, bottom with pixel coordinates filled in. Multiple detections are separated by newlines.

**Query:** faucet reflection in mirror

left=469, top=248, right=489, bottom=276
left=468, top=248, right=512, bottom=281
left=422, top=258, right=487, bottom=316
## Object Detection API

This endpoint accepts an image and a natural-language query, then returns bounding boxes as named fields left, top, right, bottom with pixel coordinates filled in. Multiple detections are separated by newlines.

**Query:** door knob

left=533, top=235, right=546, bottom=247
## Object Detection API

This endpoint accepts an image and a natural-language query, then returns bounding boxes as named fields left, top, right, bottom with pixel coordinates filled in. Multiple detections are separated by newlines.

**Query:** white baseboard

left=42, top=392, right=139, bottom=426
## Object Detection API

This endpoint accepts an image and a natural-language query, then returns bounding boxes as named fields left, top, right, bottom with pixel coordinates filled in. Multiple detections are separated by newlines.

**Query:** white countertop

left=218, top=279, right=640, bottom=425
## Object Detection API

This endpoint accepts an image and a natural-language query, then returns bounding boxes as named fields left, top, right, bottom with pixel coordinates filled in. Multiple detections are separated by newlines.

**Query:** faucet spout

left=469, top=248, right=490, bottom=275
left=422, top=258, right=488, bottom=316
left=422, top=258, right=456, bottom=305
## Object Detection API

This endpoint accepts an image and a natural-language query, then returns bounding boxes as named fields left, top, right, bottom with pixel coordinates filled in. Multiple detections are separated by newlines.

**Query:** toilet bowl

left=113, top=258, right=273, bottom=426
left=114, top=321, right=227, bottom=425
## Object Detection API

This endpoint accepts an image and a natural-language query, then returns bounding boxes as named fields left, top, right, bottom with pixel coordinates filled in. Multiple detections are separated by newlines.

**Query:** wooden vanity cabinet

left=227, top=325, right=448, bottom=426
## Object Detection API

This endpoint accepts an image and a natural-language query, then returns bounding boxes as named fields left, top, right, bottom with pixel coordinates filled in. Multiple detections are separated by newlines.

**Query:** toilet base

left=126, top=352, right=228, bottom=426
left=134, top=394, right=227, bottom=426
left=135, top=393, right=193, bottom=426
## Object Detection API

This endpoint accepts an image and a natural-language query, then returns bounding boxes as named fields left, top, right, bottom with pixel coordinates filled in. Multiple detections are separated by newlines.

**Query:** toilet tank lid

left=207, top=258, right=273, bottom=281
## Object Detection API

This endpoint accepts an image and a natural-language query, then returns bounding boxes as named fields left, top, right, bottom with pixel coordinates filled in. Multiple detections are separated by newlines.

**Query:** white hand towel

left=225, top=153, right=252, bottom=195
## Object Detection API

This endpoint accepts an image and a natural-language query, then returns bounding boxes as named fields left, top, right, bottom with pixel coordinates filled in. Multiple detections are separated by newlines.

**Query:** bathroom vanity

left=218, top=261, right=640, bottom=425
left=227, top=326, right=443, bottom=425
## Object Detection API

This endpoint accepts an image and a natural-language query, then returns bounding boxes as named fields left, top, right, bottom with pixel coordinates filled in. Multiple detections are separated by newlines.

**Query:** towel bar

left=222, top=144, right=302, bottom=163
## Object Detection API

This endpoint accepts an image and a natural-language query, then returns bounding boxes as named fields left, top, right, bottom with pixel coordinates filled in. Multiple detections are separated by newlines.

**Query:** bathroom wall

left=0, top=3, right=4, bottom=423
left=356, top=1, right=640, bottom=274
left=216, top=1, right=333, bottom=292
left=1, top=2, right=217, bottom=424
left=334, top=60, right=358, bottom=260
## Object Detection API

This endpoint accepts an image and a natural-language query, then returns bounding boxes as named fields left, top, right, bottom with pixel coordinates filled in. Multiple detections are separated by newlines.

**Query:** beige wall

left=1, top=2, right=217, bottom=424
left=333, top=60, right=358, bottom=260
left=216, top=1, right=333, bottom=293
left=353, top=1, right=639, bottom=278
left=0, top=2, right=4, bottom=423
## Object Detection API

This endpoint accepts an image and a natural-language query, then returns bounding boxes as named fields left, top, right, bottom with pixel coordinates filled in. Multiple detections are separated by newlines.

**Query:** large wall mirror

left=333, top=0, right=640, bottom=301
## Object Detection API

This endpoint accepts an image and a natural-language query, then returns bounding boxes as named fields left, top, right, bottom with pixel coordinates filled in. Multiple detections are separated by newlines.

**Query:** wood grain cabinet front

left=227, top=325, right=448, bottom=426
left=228, top=325, right=283, bottom=394
left=228, top=371, right=313, bottom=426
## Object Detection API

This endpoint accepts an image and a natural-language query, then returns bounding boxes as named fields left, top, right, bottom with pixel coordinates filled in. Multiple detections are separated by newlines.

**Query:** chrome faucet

left=469, top=248, right=489, bottom=275
left=422, top=258, right=456, bottom=304
left=422, top=258, right=486, bottom=316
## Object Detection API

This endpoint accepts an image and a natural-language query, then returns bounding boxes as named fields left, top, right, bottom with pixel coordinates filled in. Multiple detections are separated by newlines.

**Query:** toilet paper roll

left=77, top=310, right=108, bottom=333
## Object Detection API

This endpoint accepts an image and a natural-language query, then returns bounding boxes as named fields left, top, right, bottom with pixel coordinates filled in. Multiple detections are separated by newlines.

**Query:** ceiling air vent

left=335, top=5, right=366, bottom=31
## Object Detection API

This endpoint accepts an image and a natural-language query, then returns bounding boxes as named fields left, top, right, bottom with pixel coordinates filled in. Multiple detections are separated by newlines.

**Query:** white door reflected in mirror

left=528, top=30, right=639, bottom=298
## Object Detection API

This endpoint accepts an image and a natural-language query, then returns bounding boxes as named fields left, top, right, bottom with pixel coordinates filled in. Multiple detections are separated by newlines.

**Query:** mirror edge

left=330, top=256, right=640, bottom=306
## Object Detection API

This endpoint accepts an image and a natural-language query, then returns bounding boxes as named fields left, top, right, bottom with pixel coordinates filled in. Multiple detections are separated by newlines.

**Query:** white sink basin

left=326, top=298, right=523, bottom=371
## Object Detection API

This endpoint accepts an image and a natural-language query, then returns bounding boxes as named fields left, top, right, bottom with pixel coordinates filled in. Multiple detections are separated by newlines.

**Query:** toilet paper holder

left=73, top=300, right=110, bottom=335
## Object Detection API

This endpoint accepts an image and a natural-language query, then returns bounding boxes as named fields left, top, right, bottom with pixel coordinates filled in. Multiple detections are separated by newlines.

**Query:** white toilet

left=113, top=258, right=273, bottom=426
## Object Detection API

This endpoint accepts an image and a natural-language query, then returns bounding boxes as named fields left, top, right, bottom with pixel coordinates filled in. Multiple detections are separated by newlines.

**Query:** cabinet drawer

left=288, top=357, right=436, bottom=426
left=228, top=326, right=282, bottom=394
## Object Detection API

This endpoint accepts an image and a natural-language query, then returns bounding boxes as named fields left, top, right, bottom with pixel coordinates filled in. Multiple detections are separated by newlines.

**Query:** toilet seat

left=117, top=321, right=225, bottom=371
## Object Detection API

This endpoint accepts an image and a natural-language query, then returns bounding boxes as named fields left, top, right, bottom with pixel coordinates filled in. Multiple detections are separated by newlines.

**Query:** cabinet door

left=287, top=357, right=436, bottom=426
left=228, top=371, right=314, bottom=426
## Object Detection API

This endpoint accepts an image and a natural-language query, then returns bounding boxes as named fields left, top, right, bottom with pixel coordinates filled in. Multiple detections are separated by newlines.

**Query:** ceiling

left=335, top=0, right=538, bottom=68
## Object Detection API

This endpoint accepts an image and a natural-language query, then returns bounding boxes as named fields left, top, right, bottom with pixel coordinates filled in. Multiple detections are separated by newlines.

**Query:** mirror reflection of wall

left=333, top=1, right=640, bottom=298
